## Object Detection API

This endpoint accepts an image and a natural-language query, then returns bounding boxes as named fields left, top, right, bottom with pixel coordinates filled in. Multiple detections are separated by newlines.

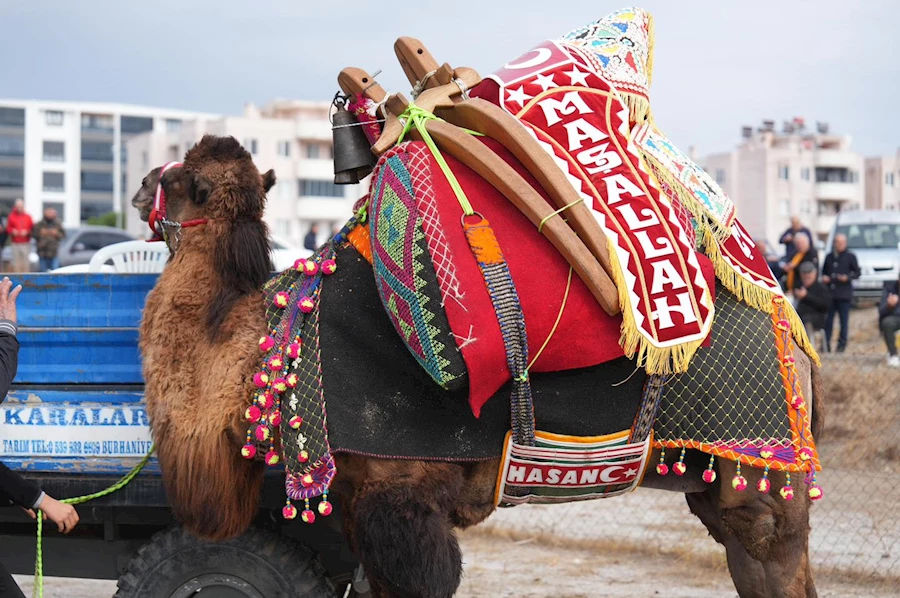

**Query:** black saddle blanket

left=319, top=249, right=645, bottom=461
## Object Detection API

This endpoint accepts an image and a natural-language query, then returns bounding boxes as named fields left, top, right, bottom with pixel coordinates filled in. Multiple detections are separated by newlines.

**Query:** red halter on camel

left=147, top=161, right=209, bottom=244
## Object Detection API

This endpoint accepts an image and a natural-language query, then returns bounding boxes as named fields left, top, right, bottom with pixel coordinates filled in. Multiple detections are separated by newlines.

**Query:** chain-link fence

left=467, top=306, right=899, bottom=595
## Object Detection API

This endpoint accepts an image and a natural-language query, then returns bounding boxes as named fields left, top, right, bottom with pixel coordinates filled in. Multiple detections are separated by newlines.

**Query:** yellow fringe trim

left=645, top=11, right=655, bottom=87
left=606, top=236, right=707, bottom=375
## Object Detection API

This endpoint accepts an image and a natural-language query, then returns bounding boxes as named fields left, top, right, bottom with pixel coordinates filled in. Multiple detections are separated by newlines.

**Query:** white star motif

left=506, top=86, right=533, bottom=106
left=291, top=358, right=302, bottom=369
left=296, top=433, right=307, bottom=449
left=624, top=467, right=638, bottom=478
left=564, top=67, right=590, bottom=86
left=533, top=72, right=558, bottom=92
left=289, top=393, right=299, bottom=411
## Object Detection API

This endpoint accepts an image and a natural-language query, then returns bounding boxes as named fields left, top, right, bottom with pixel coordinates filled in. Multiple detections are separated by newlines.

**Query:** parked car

left=825, top=210, right=900, bottom=302
left=57, top=225, right=136, bottom=268
left=270, top=235, right=307, bottom=271
left=0, top=239, right=39, bottom=271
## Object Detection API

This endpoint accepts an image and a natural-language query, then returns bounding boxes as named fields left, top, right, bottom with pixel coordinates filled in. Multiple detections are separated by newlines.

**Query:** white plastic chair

left=88, top=240, right=171, bottom=273
left=52, top=263, right=116, bottom=273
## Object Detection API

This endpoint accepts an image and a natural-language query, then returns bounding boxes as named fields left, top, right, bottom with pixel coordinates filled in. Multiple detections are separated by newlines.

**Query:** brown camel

left=136, top=135, right=823, bottom=598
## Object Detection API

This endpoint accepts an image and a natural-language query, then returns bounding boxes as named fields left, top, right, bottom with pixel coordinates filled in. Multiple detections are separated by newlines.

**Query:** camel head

left=131, top=166, right=162, bottom=223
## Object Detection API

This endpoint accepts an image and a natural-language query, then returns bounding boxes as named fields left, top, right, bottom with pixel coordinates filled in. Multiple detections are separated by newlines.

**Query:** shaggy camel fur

left=136, top=135, right=823, bottom=598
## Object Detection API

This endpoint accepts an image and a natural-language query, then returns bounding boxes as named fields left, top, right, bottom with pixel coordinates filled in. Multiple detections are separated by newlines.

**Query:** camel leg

left=348, top=460, right=466, bottom=598
left=686, top=459, right=817, bottom=598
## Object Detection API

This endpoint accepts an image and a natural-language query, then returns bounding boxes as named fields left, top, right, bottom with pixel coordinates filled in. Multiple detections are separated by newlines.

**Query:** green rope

left=32, top=446, right=155, bottom=598
left=525, top=266, right=574, bottom=373
left=397, top=103, right=481, bottom=217
left=537, top=199, right=585, bottom=233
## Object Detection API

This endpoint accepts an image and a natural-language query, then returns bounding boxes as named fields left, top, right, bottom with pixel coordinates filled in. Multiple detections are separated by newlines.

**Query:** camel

left=135, top=135, right=824, bottom=598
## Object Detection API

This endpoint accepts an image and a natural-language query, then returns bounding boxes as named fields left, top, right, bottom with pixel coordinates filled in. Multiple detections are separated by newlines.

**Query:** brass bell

left=332, top=95, right=376, bottom=184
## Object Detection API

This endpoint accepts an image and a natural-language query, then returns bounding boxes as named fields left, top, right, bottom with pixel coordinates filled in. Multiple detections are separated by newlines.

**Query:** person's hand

left=39, top=496, right=79, bottom=533
left=821, top=275, right=831, bottom=284
left=0, top=277, right=22, bottom=324
left=794, top=287, right=808, bottom=299
left=783, top=234, right=793, bottom=243
left=21, top=507, right=36, bottom=519
left=888, top=293, right=899, bottom=308
left=784, top=263, right=796, bottom=272
left=837, top=274, right=849, bottom=282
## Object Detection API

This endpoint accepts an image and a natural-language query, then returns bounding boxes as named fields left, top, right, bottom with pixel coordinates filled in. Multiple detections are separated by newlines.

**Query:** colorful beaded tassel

left=731, top=462, right=747, bottom=491
left=780, top=472, right=794, bottom=500
left=301, top=498, right=316, bottom=524
left=702, top=454, right=716, bottom=483
left=757, top=466, right=771, bottom=493
left=656, top=448, right=669, bottom=476
left=673, top=448, right=687, bottom=476
left=808, top=471, right=824, bottom=501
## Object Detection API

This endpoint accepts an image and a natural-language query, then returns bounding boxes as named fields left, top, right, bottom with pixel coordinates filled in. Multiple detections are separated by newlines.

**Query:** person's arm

left=805, top=285, right=832, bottom=311
left=849, top=254, right=861, bottom=280
left=0, top=461, right=43, bottom=509
left=0, top=278, right=21, bottom=400
left=879, top=285, right=894, bottom=319
left=779, top=229, right=792, bottom=245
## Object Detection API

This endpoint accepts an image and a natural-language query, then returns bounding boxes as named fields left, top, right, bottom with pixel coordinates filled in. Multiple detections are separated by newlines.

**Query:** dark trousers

left=882, top=315, right=900, bottom=356
left=824, top=299, right=852, bottom=351
left=0, top=559, right=25, bottom=598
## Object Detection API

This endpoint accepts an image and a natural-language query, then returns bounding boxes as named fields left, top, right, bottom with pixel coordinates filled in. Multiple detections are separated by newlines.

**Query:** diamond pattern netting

left=655, top=285, right=792, bottom=446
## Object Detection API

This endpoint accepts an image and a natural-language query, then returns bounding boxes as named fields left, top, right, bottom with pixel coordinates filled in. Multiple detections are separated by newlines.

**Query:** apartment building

left=0, top=100, right=213, bottom=227
left=864, top=154, right=900, bottom=212
left=703, top=118, right=865, bottom=245
left=125, top=100, right=364, bottom=247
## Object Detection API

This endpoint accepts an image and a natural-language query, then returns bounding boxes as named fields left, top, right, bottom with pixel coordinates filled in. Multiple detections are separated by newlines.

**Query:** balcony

left=294, top=120, right=332, bottom=142
left=814, top=149, right=858, bottom=169
left=815, top=181, right=859, bottom=202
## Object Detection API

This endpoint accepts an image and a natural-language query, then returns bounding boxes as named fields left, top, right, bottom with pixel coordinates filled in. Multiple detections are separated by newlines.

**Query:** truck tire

left=115, top=526, right=335, bottom=598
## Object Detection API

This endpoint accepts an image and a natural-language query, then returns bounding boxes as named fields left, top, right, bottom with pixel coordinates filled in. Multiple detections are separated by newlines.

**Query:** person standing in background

left=822, top=233, right=861, bottom=353
left=6, top=200, right=33, bottom=274
left=782, top=232, right=818, bottom=292
left=794, top=262, right=832, bottom=341
left=303, top=223, right=319, bottom=251
left=32, top=208, right=65, bottom=272
left=779, top=216, right=813, bottom=261
left=878, top=275, right=900, bottom=367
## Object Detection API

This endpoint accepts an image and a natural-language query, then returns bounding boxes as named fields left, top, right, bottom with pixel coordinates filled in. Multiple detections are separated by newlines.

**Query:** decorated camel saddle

left=243, top=7, right=822, bottom=516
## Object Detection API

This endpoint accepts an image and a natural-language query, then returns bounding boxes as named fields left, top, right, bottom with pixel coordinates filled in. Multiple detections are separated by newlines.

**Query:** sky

left=0, top=0, right=896, bottom=157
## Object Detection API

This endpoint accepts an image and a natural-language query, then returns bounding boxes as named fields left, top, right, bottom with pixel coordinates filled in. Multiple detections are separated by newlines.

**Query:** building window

left=81, top=140, right=114, bottom=162
left=0, top=166, right=24, bottom=188
left=778, top=165, right=789, bottom=180
left=43, top=201, right=65, bottom=220
left=277, top=140, right=291, bottom=157
left=779, top=199, right=791, bottom=217
left=815, top=166, right=850, bottom=183
left=801, top=167, right=810, bottom=181
left=45, top=110, right=64, bottom=126
left=298, top=179, right=345, bottom=198
left=167, top=144, right=180, bottom=162
left=800, top=201, right=812, bottom=215
left=0, top=135, right=25, bottom=157
left=305, top=143, right=320, bottom=159
left=120, top=115, right=154, bottom=134
left=714, top=169, right=726, bottom=184
left=80, top=203, right=115, bottom=222
left=0, top=107, right=25, bottom=127
left=43, top=171, right=65, bottom=192
left=81, top=113, right=114, bottom=132
left=141, top=150, right=149, bottom=169
left=887, top=172, right=895, bottom=187
left=42, top=141, right=65, bottom=162
left=80, top=171, right=114, bottom=192
left=244, top=138, right=258, bottom=155
left=165, top=119, right=182, bottom=133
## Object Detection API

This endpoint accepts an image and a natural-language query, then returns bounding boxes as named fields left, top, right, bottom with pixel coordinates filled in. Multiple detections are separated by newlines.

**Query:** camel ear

left=189, top=173, right=213, bottom=205
left=262, top=169, right=276, bottom=193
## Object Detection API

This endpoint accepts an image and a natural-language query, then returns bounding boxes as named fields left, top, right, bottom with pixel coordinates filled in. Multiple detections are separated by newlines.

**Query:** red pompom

left=260, top=393, right=275, bottom=410
left=270, top=412, right=282, bottom=427
left=265, top=451, right=280, bottom=466
left=255, top=426, right=270, bottom=442
left=757, top=477, right=771, bottom=493
left=282, top=503, right=298, bottom=519
left=318, top=501, right=333, bottom=516
left=780, top=485, right=795, bottom=500
left=258, top=335, right=275, bottom=352
left=797, top=447, right=814, bottom=462
left=244, top=405, right=262, bottom=423
left=732, top=475, right=748, bottom=491
left=253, top=372, right=269, bottom=388
left=301, top=473, right=314, bottom=487
left=286, top=342, right=302, bottom=359
left=673, top=461, right=687, bottom=476
left=293, top=258, right=307, bottom=272
left=304, top=261, right=319, bottom=276
left=272, top=378, right=288, bottom=393
left=289, top=416, right=303, bottom=429
left=298, top=449, right=309, bottom=463
left=298, top=297, right=315, bottom=313
left=702, top=469, right=716, bottom=484
left=301, top=509, right=316, bottom=524
left=273, top=292, right=290, bottom=309
left=321, top=259, right=337, bottom=275
left=285, top=373, right=299, bottom=388
left=808, top=485, right=824, bottom=501
left=240, top=444, right=257, bottom=459
left=656, top=463, right=669, bottom=476
left=267, top=355, right=284, bottom=371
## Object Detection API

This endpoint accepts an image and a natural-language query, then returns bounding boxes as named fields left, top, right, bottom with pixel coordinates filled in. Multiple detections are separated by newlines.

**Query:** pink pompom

left=301, top=473, right=314, bottom=487
left=797, top=447, right=814, bottom=462
left=656, top=463, right=669, bottom=476
left=272, top=378, right=288, bottom=393
left=790, top=395, right=805, bottom=410
left=273, top=292, right=290, bottom=309
left=286, top=342, right=302, bottom=359
left=293, top=258, right=307, bottom=272
left=298, top=297, right=315, bottom=313
left=732, top=475, right=748, bottom=491
left=260, top=393, right=274, bottom=410
left=270, top=412, right=282, bottom=427
left=265, top=451, right=280, bottom=466
left=673, top=461, right=687, bottom=476
left=782, top=356, right=796, bottom=368
left=283, top=503, right=298, bottom=519
left=298, top=449, right=309, bottom=463
left=759, top=448, right=774, bottom=459
left=301, top=509, right=316, bottom=524
left=321, top=259, right=337, bottom=275
left=775, top=319, right=790, bottom=331
left=318, top=501, right=333, bottom=516
left=808, top=485, right=824, bottom=501
left=267, top=355, right=284, bottom=371
left=245, top=405, right=262, bottom=423
left=258, top=335, right=275, bottom=352
left=757, top=477, right=771, bottom=493
left=285, top=373, right=299, bottom=388
left=780, top=485, right=795, bottom=500
left=255, top=426, right=270, bottom=442
left=289, top=416, right=303, bottom=429
left=253, top=372, right=269, bottom=388
left=304, top=260, right=319, bottom=276
left=702, top=469, right=716, bottom=484
left=241, top=444, right=257, bottom=459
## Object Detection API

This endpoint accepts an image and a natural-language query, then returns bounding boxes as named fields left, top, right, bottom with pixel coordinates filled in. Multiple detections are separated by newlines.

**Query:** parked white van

left=825, top=210, right=900, bottom=302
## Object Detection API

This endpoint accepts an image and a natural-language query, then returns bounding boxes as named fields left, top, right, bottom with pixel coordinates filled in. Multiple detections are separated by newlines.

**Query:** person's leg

left=50, top=256, right=59, bottom=271
left=39, top=257, right=50, bottom=272
left=0, top=559, right=26, bottom=598
left=837, top=299, right=852, bottom=351
left=13, top=243, right=29, bottom=273
left=881, top=316, right=900, bottom=356
left=823, top=301, right=837, bottom=352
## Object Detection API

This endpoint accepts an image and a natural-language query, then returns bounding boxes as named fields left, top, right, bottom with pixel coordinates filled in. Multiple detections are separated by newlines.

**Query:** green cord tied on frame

left=32, top=446, right=155, bottom=598
left=396, top=103, right=482, bottom=217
